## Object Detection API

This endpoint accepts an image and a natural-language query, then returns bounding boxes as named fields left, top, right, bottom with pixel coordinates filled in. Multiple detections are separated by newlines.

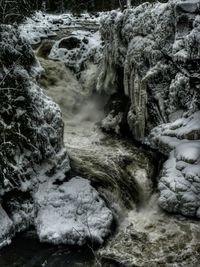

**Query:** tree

left=0, top=0, right=42, bottom=24
left=127, top=0, right=131, bottom=8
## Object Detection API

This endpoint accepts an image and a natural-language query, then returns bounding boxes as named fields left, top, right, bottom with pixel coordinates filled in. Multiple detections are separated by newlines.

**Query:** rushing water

left=38, top=58, right=200, bottom=266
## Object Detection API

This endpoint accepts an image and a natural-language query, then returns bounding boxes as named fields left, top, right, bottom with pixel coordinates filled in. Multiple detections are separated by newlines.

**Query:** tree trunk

left=127, top=0, right=131, bottom=8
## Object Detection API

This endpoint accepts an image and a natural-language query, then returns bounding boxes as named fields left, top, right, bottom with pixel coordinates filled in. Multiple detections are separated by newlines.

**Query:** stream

left=0, top=13, right=200, bottom=267
left=0, top=232, right=94, bottom=267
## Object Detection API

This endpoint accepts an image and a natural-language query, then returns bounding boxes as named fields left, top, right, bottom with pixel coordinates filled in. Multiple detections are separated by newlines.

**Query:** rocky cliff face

left=98, top=0, right=200, bottom=217
left=0, top=25, right=112, bottom=247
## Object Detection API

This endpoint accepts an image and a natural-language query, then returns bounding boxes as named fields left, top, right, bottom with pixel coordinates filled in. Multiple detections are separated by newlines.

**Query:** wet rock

left=58, top=36, right=81, bottom=49
left=52, top=18, right=63, bottom=24
left=37, top=40, right=55, bottom=59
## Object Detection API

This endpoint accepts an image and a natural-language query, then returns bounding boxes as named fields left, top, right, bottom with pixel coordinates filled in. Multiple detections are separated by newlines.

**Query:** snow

left=34, top=177, right=113, bottom=245
left=97, top=1, right=200, bottom=218
left=20, top=11, right=102, bottom=45
left=149, top=113, right=200, bottom=217
left=158, top=142, right=200, bottom=217
left=49, top=30, right=102, bottom=72
left=20, top=11, right=103, bottom=73
left=175, top=142, right=200, bottom=164
left=149, top=111, right=200, bottom=153
left=0, top=205, right=13, bottom=249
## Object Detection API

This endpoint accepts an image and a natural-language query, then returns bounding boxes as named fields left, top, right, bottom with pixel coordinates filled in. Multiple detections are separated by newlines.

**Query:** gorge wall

left=98, top=0, right=200, bottom=218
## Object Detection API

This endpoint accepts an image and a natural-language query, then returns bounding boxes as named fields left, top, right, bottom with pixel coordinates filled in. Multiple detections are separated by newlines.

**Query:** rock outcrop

left=35, top=177, right=112, bottom=246
left=49, top=30, right=102, bottom=72
left=98, top=0, right=200, bottom=217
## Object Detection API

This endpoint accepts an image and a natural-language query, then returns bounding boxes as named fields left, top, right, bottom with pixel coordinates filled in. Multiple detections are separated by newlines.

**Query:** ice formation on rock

left=49, top=30, right=102, bottom=72
left=98, top=0, right=200, bottom=217
left=0, top=25, right=112, bottom=247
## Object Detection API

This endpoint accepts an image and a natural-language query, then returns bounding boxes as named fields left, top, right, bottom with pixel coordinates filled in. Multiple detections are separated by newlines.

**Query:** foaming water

left=100, top=194, right=200, bottom=266
left=38, top=55, right=154, bottom=211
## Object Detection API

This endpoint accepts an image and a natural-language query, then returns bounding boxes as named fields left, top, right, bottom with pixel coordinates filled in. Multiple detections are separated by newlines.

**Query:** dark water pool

left=0, top=233, right=95, bottom=267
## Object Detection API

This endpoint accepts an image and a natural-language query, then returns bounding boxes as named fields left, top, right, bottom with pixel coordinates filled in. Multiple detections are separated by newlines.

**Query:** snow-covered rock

left=0, top=205, right=13, bottom=248
left=19, top=12, right=72, bottom=45
left=98, top=1, right=200, bottom=217
left=98, top=0, right=199, bottom=140
left=149, top=112, right=200, bottom=217
left=158, top=142, right=200, bottom=217
left=35, top=177, right=113, bottom=245
left=49, top=30, right=102, bottom=72
left=149, top=111, right=200, bottom=154
left=0, top=25, right=66, bottom=196
left=0, top=24, right=69, bottom=244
